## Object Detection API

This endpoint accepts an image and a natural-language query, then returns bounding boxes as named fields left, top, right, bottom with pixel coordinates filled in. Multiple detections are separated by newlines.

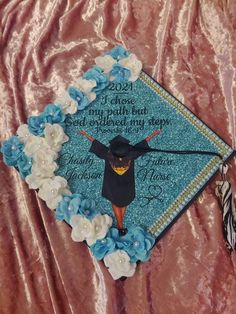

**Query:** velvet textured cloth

left=0, top=1, right=236, bottom=313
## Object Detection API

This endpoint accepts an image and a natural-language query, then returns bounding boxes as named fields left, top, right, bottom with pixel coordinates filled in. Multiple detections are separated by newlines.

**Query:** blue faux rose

left=110, top=63, right=131, bottom=82
left=28, top=114, right=46, bottom=136
left=56, top=194, right=82, bottom=223
left=120, top=227, right=155, bottom=263
left=108, top=227, right=155, bottom=263
left=83, top=66, right=109, bottom=94
left=43, top=104, right=65, bottom=125
left=107, top=228, right=131, bottom=250
left=68, top=87, right=90, bottom=110
left=28, top=104, right=65, bottom=136
left=90, top=237, right=116, bottom=260
left=1, top=136, right=24, bottom=166
left=78, top=198, right=98, bottom=219
left=56, top=194, right=98, bottom=223
left=17, top=154, right=32, bottom=179
left=56, top=195, right=72, bottom=222
left=105, top=45, right=129, bottom=61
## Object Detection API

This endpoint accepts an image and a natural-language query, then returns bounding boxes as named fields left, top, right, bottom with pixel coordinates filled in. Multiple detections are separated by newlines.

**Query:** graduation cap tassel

left=216, top=163, right=236, bottom=250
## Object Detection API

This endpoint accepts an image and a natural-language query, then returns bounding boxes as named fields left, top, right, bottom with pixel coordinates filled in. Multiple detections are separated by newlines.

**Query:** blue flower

left=78, top=199, right=98, bottom=219
left=107, top=228, right=131, bottom=250
left=28, top=104, right=65, bottom=136
left=120, top=227, right=155, bottom=263
left=27, top=115, right=46, bottom=136
left=17, top=153, right=32, bottom=179
left=83, top=66, right=109, bottom=94
left=56, top=194, right=83, bottom=223
left=1, top=136, right=23, bottom=166
left=105, top=46, right=129, bottom=61
left=68, top=87, right=90, bottom=110
left=110, top=63, right=131, bottom=82
left=56, top=194, right=98, bottom=223
left=43, top=104, right=65, bottom=126
left=108, top=227, right=155, bottom=263
left=56, top=195, right=72, bottom=222
left=90, top=237, right=116, bottom=260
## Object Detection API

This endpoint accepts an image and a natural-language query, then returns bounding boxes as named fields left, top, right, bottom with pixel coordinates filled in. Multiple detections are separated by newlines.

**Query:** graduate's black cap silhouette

left=109, top=135, right=132, bottom=158
left=109, top=135, right=130, bottom=145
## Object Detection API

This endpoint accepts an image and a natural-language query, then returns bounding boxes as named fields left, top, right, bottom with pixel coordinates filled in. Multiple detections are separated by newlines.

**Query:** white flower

left=70, top=213, right=112, bottom=246
left=95, top=55, right=116, bottom=73
left=104, top=250, right=137, bottom=280
left=89, top=214, right=112, bottom=245
left=70, top=215, right=92, bottom=242
left=86, top=91, right=96, bottom=102
left=38, top=176, right=71, bottom=209
left=25, top=173, right=49, bottom=189
left=74, top=78, right=97, bottom=102
left=76, top=77, right=96, bottom=93
left=55, top=91, right=78, bottom=115
left=31, top=149, right=58, bottom=177
left=44, top=123, right=69, bottom=152
left=119, top=53, right=142, bottom=81
left=23, top=136, right=50, bottom=157
left=17, top=124, right=32, bottom=143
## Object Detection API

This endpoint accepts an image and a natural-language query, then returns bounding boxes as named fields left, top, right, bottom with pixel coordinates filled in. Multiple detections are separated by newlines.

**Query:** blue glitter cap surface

left=56, top=72, right=234, bottom=238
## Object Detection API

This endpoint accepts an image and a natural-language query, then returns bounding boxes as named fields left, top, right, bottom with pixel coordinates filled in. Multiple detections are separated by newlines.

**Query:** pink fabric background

left=0, top=1, right=236, bottom=313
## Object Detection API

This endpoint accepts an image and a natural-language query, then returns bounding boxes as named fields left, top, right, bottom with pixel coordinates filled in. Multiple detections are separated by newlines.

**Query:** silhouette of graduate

left=80, top=130, right=161, bottom=235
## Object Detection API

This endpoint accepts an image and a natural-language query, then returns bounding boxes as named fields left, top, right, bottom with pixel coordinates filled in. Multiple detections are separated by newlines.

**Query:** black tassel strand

left=216, top=163, right=236, bottom=250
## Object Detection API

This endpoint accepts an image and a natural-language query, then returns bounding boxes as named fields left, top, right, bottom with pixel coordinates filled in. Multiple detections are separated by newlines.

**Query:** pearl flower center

left=83, top=223, right=89, bottom=230
left=51, top=188, right=57, bottom=195
left=119, top=257, right=126, bottom=264
left=133, top=241, right=140, bottom=248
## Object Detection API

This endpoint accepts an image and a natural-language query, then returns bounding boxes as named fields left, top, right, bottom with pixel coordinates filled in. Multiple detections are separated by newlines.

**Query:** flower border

left=1, top=46, right=156, bottom=280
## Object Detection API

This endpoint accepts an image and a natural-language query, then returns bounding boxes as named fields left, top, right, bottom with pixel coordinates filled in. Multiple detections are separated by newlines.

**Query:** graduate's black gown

left=89, top=139, right=149, bottom=207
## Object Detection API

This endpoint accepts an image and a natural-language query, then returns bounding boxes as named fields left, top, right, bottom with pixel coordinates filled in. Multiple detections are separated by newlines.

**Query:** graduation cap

left=109, top=135, right=132, bottom=158
left=109, top=135, right=130, bottom=145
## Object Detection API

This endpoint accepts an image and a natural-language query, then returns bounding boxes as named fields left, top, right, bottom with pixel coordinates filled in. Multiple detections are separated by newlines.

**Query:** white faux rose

left=95, top=55, right=116, bottom=73
left=74, top=78, right=97, bottom=102
left=76, top=77, right=96, bottom=93
left=23, top=135, right=50, bottom=157
left=16, top=124, right=32, bottom=143
left=70, top=215, right=92, bottom=242
left=70, top=213, right=113, bottom=246
left=104, top=250, right=137, bottom=280
left=85, top=91, right=96, bottom=102
left=44, top=123, right=69, bottom=152
left=89, top=214, right=113, bottom=245
left=25, top=173, right=49, bottom=189
left=38, top=176, right=71, bottom=209
left=55, top=91, right=78, bottom=115
left=119, top=53, right=142, bottom=81
left=31, top=149, right=58, bottom=177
